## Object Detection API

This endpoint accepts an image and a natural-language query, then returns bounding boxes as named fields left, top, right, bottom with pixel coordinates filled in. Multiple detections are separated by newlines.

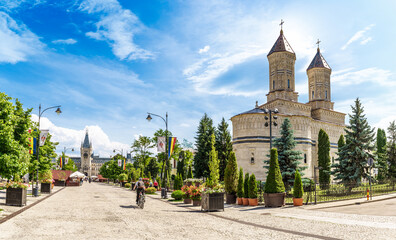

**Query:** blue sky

left=1, top=0, right=395, bottom=157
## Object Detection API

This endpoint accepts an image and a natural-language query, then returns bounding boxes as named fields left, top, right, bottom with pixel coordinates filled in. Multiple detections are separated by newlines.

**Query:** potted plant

left=57, top=172, right=67, bottom=186
left=293, top=169, right=304, bottom=206
left=224, top=151, right=238, bottom=204
left=263, top=148, right=286, bottom=207
left=39, top=170, right=53, bottom=194
left=191, top=185, right=203, bottom=206
left=248, top=174, right=258, bottom=206
left=184, top=178, right=193, bottom=187
left=236, top=168, right=244, bottom=205
left=242, top=173, right=249, bottom=206
left=6, top=179, right=29, bottom=207
left=192, top=179, right=203, bottom=187
left=181, top=185, right=192, bottom=204
left=118, top=173, right=128, bottom=187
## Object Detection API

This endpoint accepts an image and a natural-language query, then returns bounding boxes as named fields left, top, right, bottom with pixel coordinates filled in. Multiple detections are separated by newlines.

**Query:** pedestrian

left=89, top=178, right=91, bottom=183
left=80, top=178, right=83, bottom=185
left=153, top=180, right=158, bottom=190
left=149, top=181, right=153, bottom=187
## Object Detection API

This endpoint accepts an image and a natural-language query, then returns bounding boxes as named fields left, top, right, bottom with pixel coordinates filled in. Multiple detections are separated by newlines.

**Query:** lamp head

left=71, top=148, right=74, bottom=152
left=274, top=108, right=279, bottom=114
left=55, top=107, right=62, bottom=115
left=146, top=114, right=152, bottom=121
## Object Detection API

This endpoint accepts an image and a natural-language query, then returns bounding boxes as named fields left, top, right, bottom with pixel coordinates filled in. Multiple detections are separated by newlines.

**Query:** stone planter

left=55, top=180, right=65, bottom=186
left=248, top=198, right=258, bottom=206
left=263, top=192, right=286, bottom=207
left=6, top=188, right=27, bottom=207
left=185, top=181, right=192, bottom=187
left=40, top=182, right=52, bottom=194
left=183, top=198, right=192, bottom=204
left=226, top=193, right=237, bottom=204
left=293, top=197, right=303, bottom=206
left=237, top=197, right=243, bottom=205
left=242, top=197, right=249, bottom=206
left=201, top=192, right=225, bottom=212
left=193, top=199, right=201, bottom=206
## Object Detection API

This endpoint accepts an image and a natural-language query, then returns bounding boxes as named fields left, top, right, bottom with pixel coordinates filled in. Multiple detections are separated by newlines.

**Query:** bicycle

left=137, top=191, right=145, bottom=209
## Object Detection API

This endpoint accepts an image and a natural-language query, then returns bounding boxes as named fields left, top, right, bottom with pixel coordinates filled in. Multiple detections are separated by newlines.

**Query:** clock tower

left=80, top=130, right=93, bottom=177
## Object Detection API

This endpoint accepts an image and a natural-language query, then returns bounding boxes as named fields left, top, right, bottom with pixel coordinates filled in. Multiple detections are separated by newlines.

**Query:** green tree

left=237, top=168, right=244, bottom=198
left=243, top=172, right=249, bottom=198
left=376, top=128, right=388, bottom=181
left=270, top=118, right=305, bottom=190
left=146, top=158, right=159, bottom=180
left=100, top=160, right=122, bottom=181
left=176, top=151, right=187, bottom=180
left=187, top=166, right=193, bottom=178
left=63, top=158, right=78, bottom=172
left=248, top=174, right=258, bottom=199
left=318, top=129, right=331, bottom=189
left=293, top=169, right=303, bottom=198
left=215, top=117, right=233, bottom=181
left=207, top=133, right=219, bottom=187
left=193, top=113, right=215, bottom=178
left=338, top=135, right=345, bottom=151
left=332, top=98, right=375, bottom=187
left=224, top=151, right=238, bottom=194
left=265, top=148, right=285, bottom=193
left=131, top=135, right=154, bottom=174
left=387, top=121, right=396, bottom=181
left=0, top=94, right=32, bottom=180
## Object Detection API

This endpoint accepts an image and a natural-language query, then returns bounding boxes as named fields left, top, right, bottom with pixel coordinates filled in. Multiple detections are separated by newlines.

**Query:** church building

left=231, top=25, right=346, bottom=180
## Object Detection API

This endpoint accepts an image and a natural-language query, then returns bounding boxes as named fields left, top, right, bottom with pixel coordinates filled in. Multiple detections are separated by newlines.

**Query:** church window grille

left=304, top=154, right=307, bottom=164
left=250, top=153, right=255, bottom=164
left=288, top=79, right=290, bottom=89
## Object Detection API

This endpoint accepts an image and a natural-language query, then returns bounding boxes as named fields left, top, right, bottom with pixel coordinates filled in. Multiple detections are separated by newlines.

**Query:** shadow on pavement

left=120, top=205, right=138, bottom=209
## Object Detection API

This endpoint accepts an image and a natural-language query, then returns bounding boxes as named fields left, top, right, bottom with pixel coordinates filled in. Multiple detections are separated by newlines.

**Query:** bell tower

left=307, top=40, right=334, bottom=110
left=266, top=20, right=299, bottom=102
left=80, top=130, right=93, bottom=177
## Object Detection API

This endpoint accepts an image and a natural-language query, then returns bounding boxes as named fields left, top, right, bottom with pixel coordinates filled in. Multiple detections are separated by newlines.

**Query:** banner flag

left=33, top=138, right=37, bottom=155
left=118, top=159, right=122, bottom=167
left=65, top=157, right=69, bottom=165
left=157, top=137, right=165, bottom=153
left=168, top=137, right=177, bottom=158
left=123, top=158, right=126, bottom=170
left=39, top=130, right=49, bottom=146
left=28, top=137, right=34, bottom=154
left=59, top=157, right=63, bottom=168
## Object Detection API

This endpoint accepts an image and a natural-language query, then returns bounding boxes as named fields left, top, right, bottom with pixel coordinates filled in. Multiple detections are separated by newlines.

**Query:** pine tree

left=332, top=98, right=375, bottom=187
left=243, top=173, right=249, bottom=198
left=224, top=151, right=238, bottom=194
left=376, top=128, right=387, bottom=181
left=271, top=118, right=305, bottom=190
left=265, top=148, right=285, bottom=193
left=293, top=170, right=303, bottom=198
left=193, top=113, right=214, bottom=178
left=187, top=166, right=193, bottom=178
left=248, top=174, right=258, bottom=199
left=387, top=121, right=396, bottom=181
left=177, top=151, right=187, bottom=180
left=215, top=117, right=233, bottom=181
left=207, top=133, right=219, bottom=187
left=337, top=135, right=345, bottom=151
left=237, top=168, right=244, bottom=198
left=318, top=129, right=331, bottom=189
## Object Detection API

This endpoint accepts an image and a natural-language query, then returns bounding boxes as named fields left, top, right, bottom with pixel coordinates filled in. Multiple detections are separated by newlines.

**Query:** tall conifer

left=376, top=128, right=387, bottom=181
left=387, top=121, right=396, bottom=181
left=318, top=129, right=330, bottom=188
left=215, top=117, right=233, bottom=181
left=193, top=113, right=214, bottom=178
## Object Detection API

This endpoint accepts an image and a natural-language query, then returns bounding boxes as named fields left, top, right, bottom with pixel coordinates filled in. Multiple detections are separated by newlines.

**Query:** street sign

left=367, top=158, right=374, bottom=166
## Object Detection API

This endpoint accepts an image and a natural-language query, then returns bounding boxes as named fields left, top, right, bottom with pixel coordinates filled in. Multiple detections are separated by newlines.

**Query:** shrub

left=264, top=148, right=285, bottom=193
left=39, top=170, right=53, bottom=183
left=171, top=190, right=184, bottom=200
left=145, top=187, right=156, bottom=194
left=244, top=173, right=249, bottom=198
left=118, top=173, right=128, bottom=182
left=224, top=151, right=238, bottom=194
left=181, top=185, right=191, bottom=199
left=248, top=174, right=258, bottom=199
left=293, top=170, right=304, bottom=198
left=125, top=183, right=131, bottom=188
left=237, top=168, right=244, bottom=198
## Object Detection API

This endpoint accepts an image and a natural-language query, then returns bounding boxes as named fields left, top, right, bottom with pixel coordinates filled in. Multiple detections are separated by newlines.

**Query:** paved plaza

left=1, top=183, right=396, bottom=240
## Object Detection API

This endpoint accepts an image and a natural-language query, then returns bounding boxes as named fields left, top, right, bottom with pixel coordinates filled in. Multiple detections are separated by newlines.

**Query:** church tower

left=307, top=41, right=334, bottom=110
left=80, top=130, right=93, bottom=177
left=266, top=23, right=299, bottom=102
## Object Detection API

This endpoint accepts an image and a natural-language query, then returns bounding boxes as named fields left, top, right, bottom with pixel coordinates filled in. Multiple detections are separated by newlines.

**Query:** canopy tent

left=70, top=171, right=85, bottom=178
left=91, top=175, right=98, bottom=179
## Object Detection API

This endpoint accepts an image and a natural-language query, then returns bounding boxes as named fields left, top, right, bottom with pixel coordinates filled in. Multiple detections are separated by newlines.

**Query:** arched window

left=312, top=91, right=314, bottom=99
left=325, top=90, right=328, bottom=99
left=288, top=79, right=290, bottom=89
left=304, top=154, right=307, bottom=164
left=273, top=80, right=275, bottom=89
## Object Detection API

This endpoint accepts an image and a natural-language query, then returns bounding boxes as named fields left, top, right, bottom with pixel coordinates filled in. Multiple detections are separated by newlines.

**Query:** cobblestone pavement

left=1, top=183, right=395, bottom=240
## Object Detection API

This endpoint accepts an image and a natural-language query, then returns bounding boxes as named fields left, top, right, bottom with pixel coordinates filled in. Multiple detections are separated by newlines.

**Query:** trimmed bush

left=264, top=148, right=285, bottom=193
left=237, top=168, right=244, bottom=198
left=243, top=173, right=249, bottom=198
left=224, top=151, right=238, bottom=194
left=145, top=187, right=156, bottom=194
left=293, top=170, right=304, bottom=198
left=171, top=190, right=184, bottom=200
left=125, top=183, right=131, bottom=188
left=248, top=174, right=258, bottom=199
left=118, top=173, right=128, bottom=182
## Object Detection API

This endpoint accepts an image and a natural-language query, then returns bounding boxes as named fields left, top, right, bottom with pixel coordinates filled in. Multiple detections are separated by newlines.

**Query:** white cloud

left=341, top=24, right=375, bottom=50
left=52, top=38, right=77, bottom=45
left=0, top=0, right=45, bottom=11
left=199, top=45, right=210, bottom=54
left=0, top=12, right=43, bottom=63
left=332, top=67, right=394, bottom=86
left=360, top=37, right=372, bottom=45
left=31, top=114, right=130, bottom=157
left=78, top=0, right=154, bottom=60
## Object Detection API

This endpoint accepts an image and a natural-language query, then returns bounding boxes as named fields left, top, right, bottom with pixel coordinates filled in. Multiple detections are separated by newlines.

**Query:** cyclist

left=133, top=178, right=146, bottom=204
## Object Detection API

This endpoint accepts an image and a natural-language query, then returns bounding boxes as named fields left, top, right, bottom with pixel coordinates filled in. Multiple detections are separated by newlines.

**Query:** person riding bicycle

left=133, top=178, right=146, bottom=204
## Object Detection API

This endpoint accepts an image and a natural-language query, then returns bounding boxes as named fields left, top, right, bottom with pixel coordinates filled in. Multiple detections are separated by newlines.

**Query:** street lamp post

left=113, top=148, right=125, bottom=169
left=263, top=108, right=279, bottom=149
left=146, top=112, right=168, bottom=199
left=34, top=104, right=61, bottom=197
left=61, top=147, right=74, bottom=170
left=313, top=166, right=322, bottom=204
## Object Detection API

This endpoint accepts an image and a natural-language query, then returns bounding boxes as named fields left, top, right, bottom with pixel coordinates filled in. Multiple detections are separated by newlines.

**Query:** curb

left=307, top=194, right=396, bottom=210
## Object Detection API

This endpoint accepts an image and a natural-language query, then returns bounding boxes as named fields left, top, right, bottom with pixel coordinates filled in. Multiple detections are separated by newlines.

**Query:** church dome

left=267, top=30, right=295, bottom=56
left=307, top=48, right=331, bottom=71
